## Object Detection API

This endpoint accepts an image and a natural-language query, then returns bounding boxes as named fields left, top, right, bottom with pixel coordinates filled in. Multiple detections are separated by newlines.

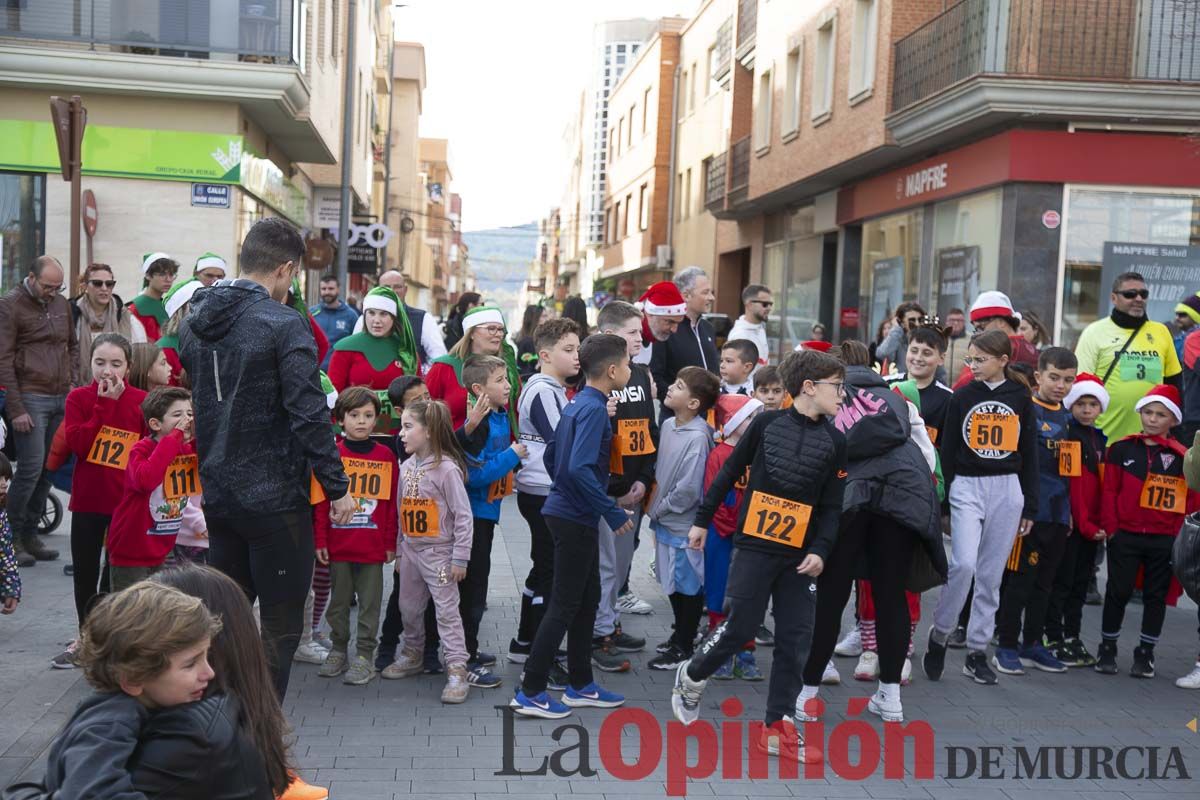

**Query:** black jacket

left=179, top=279, right=348, bottom=518
left=695, top=408, right=847, bottom=562
left=3, top=692, right=271, bottom=800
left=650, top=315, right=719, bottom=411
left=607, top=364, right=658, bottom=497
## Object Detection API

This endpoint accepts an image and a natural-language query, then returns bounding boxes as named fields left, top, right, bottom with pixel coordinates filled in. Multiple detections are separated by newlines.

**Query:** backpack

left=1174, top=513, right=1200, bottom=604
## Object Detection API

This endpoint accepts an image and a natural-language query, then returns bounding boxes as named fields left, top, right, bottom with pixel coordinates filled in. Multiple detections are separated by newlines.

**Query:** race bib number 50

left=741, top=491, right=812, bottom=548
left=968, top=413, right=1018, bottom=453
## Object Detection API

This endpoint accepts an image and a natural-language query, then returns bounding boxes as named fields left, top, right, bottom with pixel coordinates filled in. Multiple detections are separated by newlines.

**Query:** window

left=813, top=11, right=837, bottom=121
left=684, top=169, right=693, bottom=219
left=628, top=105, right=635, bottom=146
left=930, top=189, right=1003, bottom=323
left=707, top=45, right=720, bottom=95
left=639, top=184, right=650, bottom=231
left=612, top=202, right=620, bottom=242
left=690, top=61, right=698, bottom=113
left=642, top=87, right=651, bottom=133
left=609, top=127, right=616, bottom=159
left=625, top=193, right=634, bottom=237
left=316, top=0, right=325, bottom=63
left=849, top=0, right=878, bottom=101
left=331, top=0, right=339, bottom=64
left=782, top=42, right=802, bottom=138
left=676, top=172, right=685, bottom=220
left=754, top=69, right=772, bottom=152
left=605, top=207, right=612, bottom=244
left=616, top=118, right=623, bottom=154
left=679, top=70, right=689, bottom=120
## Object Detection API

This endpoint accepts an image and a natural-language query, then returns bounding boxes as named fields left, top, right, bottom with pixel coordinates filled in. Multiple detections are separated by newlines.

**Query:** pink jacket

left=397, top=454, right=473, bottom=565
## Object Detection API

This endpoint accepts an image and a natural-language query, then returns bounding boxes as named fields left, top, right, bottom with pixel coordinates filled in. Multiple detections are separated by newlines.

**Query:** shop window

left=812, top=10, right=837, bottom=122
left=860, top=208, right=924, bottom=343
left=0, top=171, right=46, bottom=292
left=849, top=0, right=877, bottom=102
left=930, top=189, right=1003, bottom=321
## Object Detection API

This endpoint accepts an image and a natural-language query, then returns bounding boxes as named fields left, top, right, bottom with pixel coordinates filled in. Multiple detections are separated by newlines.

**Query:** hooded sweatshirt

left=398, top=453, right=474, bottom=566
left=64, top=381, right=149, bottom=514
left=647, top=415, right=714, bottom=537
left=177, top=279, right=348, bottom=517
left=106, top=430, right=202, bottom=567
left=313, top=437, right=399, bottom=563
left=465, top=408, right=521, bottom=520
left=515, top=372, right=569, bottom=496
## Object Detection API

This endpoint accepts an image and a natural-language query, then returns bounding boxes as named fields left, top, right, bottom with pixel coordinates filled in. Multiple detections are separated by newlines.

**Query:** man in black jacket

left=179, top=218, right=354, bottom=700
left=651, top=267, right=719, bottom=420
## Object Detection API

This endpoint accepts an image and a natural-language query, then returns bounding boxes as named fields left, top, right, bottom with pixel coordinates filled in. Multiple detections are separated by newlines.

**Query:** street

left=2, top=492, right=1198, bottom=799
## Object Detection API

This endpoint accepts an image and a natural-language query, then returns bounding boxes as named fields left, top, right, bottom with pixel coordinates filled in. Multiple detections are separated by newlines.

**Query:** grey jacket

left=648, top=415, right=714, bottom=536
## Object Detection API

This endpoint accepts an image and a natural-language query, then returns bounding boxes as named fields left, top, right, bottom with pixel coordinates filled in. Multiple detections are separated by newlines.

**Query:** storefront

left=761, top=205, right=838, bottom=359
left=836, top=128, right=1200, bottom=346
left=0, top=170, right=45, bottom=291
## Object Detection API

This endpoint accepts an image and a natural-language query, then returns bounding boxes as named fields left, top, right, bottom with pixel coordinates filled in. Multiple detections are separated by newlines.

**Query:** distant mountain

left=463, top=222, right=538, bottom=323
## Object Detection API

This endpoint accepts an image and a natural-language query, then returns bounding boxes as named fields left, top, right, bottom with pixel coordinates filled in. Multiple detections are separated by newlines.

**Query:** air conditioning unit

left=656, top=245, right=672, bottom=268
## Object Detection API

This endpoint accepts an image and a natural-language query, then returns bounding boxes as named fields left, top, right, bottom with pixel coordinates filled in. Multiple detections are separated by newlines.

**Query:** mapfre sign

left=897, top=163, right=949, bottom=199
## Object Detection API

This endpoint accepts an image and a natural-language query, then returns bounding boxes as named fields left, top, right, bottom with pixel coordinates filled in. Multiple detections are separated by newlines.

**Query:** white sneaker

left=854, top=651, right=879, bottom=681
left=835, top=627, right=863, bottom=657
left=901, top=657, right=913, bottom=685
left=794, top=690, right=822, bottom=722
left=821, top=660, right=841, bottom=685
left=294, top=641, right=329, bottom=664
left=1176, top=663, right=1200, bottom=689
left=615, top=592, right=653, bottom=615
left=867, top=689, right=904, bottom=722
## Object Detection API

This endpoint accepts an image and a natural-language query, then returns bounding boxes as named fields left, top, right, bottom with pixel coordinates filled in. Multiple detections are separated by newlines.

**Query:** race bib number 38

left=86, top=426, right=139, bottom=470
left=1139, top=473, right=1186, bottom=514
left=741, top=491, right=812, bottom=548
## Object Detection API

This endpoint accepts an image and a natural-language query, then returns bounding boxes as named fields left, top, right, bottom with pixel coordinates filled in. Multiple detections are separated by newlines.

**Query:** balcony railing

left=736, top=0, right=757, bottom=53
left=0, top=0, right=300, bottom=63
left=893, top=0, right=1200, bottom=110
left=713, top=17, right=733, bottom=84
left=728, top=136, right=751, bottom=195
left=703, top=152, right=727, bottom=211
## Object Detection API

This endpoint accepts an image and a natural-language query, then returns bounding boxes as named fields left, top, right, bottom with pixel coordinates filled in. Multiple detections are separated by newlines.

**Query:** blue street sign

left=191, top=183, right=231, bottom=208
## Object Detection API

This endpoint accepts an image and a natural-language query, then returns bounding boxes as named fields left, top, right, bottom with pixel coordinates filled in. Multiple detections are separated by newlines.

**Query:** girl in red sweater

left=59, top=333, right=148, bottom=665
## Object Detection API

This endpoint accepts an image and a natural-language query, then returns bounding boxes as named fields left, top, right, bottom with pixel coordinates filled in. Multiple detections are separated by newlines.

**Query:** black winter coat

left=650, top=315, right=719, bottom=416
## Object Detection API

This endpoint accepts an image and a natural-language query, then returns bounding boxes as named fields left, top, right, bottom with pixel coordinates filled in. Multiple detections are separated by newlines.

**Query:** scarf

left=1111, top=308, right=1146, bottom=330
left=76, top=298, right=131, bottom=376
left=131, top=293, right=168, bottom=326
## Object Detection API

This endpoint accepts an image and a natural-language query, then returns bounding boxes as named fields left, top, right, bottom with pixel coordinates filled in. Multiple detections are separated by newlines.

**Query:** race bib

left=310, top=456, right=393, bottom=504
left=925, top=426, right=939, bottom=445
left=610, top=418, right=655, bottom=475
left=488, top=472, right=514, bottom=503
left=968, top=413, right=1018, bottom=453
left=163, top=454, right=201, bottom=501
left=740, top=491, right=812, bottom=549
left=401, top=497, right=441, bottom=538
left=1057, top=441, right=1081, bottom=477
left=1118, top=352, right=1162, bottom=384
left=86, top=426, right=139, bottom=470
left=1139, top=473, right=1186, bottom=514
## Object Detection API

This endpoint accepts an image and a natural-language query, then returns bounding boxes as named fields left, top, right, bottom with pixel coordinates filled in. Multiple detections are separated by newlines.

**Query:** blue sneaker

left=511, top=690, right=572, bottom=719
left=712, top=657, right=736, bottom=680
left=562, top=682, right=626, bottom=708
left=1019, top=644, right=1068, bottom=673
left=991, top=647, right=1025, bottom=675
left=734, top=650, right=764, bottom=681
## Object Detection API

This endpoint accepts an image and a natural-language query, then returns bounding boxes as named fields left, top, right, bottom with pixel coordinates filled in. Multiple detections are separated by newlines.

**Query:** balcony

left=713, top=17, right=733, bottom=87
left=736, top=0, right=756, bottom=68
left=889, top=0, right=1200, bottom=146
left=705, top=136, right=751, bottom=219
left=727, top=136, right=750, bottom=206
left=704, top=152, right=727, bottom=212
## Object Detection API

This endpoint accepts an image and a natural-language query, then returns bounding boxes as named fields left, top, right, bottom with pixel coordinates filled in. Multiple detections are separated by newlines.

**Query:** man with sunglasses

left=728, top=284, right=773, bottom=373
left=1076, top=271, right=1181, bottom=441
left=0, top=255, right=80, bottom=565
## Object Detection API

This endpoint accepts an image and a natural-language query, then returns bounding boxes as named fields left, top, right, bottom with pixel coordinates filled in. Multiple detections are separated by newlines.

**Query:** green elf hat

left=194, top=252, right=227, bottom=277
left=332, top=286, right=419, bottom=375
left=142, top=251, right=174, bottom=274
left=320, top=371, right=338, bottom=410
left=462, top=304, right=522, bottom=420
left=288, top=277, right=308, bottom=319
left=164, top=278, right=203, bottom=320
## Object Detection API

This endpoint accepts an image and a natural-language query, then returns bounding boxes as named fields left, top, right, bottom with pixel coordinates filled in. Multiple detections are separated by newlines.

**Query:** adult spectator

left=378, top=270, right=448, bottom=366
left=178, top=217, right=355, bottom=700
left=193, top=253, right=228, bottom=286
left=1075, top=271, right=1181, bottom=441
left=727, top=284, right=772, bottom=369
left=310, top=274, right=359, bottom=370
left=875, top=301, right=927, bottom=367
left=127, top=252, right=179, bottom=342
left=70, top=263, right=147, bottom=380
left=1172, top=291, right=1200, bottom=360
left=562, top=296, right=590, bottom=336
left=0, top=256, right=79, bottom=565
left=811, top=322, right=827, bottom=342
left=650, top=266, right=719, bottom=407
left=515, top=303, right=549, bottom=381
left=328, top=286, right=419, bottom=394
left=632, top=281, right=686, bottom=367
left=950, top=291, right=1040, bottom=389
left=427, top=305, right=521, bottom=429
left=443, top=291, right=483, bottom=351
left=1018, top=309, right=1050, bottom=350
left=944, top=308, right=969, bottom=376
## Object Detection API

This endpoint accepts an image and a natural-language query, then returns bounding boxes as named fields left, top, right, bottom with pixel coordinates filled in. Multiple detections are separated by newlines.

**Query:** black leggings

left=458, top=518, right=495, bottom=661
left=208, top=510, right=314, bottom=701
left=1045, top=529, right=1098, bottom=642
left=70, top=512, right=111, bottom=626
left=803, top=511, right=917, bottom=686
left=516, top=492, right=555, bottom=643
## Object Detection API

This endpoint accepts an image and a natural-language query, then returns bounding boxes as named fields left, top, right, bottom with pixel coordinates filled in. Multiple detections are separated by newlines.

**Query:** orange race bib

left=401, top=497, right=441, bottom=538
left=610, top=418, right=655, bottom=475
left=163, top=454, right=201, bottom=501
left=1139, top=473, right=1186, bottom=514
left=310, top=456, right=394, bottom=504
left=488, top=472, right=514, bottom=503
left=968, top=413, right=1018, bottom=452
left=86, top=426, right=139, bottom=470
left=1057, top=441, right=1081, bottom=477
left=741, top=491, right=812, bottom=549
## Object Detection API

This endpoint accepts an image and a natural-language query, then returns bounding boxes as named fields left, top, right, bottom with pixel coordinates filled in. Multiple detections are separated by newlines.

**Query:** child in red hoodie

left=107, top=387, right=200, bottom=591
left=314, top=386, right=399, bottom=687
left=1098, top=383, right=1199, bottom=679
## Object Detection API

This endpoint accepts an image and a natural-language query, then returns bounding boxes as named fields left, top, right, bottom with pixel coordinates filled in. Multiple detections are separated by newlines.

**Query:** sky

left=397, top=0, right=697, bottom=233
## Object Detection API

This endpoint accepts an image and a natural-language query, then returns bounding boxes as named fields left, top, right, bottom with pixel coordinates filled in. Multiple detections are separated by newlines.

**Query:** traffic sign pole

left=50, top=95, right=86, bottom=290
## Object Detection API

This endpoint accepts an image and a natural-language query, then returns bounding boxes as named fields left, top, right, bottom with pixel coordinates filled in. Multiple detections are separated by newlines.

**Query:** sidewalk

left=1, top=492, right=1197, bottom=798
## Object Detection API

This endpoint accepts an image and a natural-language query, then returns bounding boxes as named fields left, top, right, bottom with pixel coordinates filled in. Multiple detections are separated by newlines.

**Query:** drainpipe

left=664, top=62, right=682, bottom=274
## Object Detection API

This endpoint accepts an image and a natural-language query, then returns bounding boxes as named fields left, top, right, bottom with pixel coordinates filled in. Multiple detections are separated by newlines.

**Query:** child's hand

left=98, top=376, right=126, bottom=400
left=687, top=525, right=706, bottom=550
left=179, top=417, right=194, bottom=443
left=511, top=442, right=529, bottom=459
left=618, top=482, right=646, bottom=508
left=451, top=564, right=467, bottom=582
left=1, top=597, right=17, bottom=615
left=315, top=547, right=330, bottom=565
left=607, top=396, right=618, bottom=417
left=1017, top=518, right=1033, bottom=537
left=386, top=550, right=395, bottom=564
left=466, top=395, right=492, bottom=432
left=614, top=511, right=635, bottom=536
left=796, top=554, right=825, bottom=576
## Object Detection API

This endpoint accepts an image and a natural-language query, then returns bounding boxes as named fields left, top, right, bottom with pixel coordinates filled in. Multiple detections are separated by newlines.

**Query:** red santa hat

left=636, top=281, right=686, bottom=316
left=1063, top=372, right=1110, bottom=413
left=969, top=290, right=1018, bottom=324
left=794, top=340, right=833, bottom=353
left=714, top=394, right=763, bottom=440
left=1135, top=384, right=1182, bottom=424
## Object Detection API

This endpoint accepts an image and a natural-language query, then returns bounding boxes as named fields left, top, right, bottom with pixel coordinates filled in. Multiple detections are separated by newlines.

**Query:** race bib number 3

left=1139, top=473, right=1186, bottom=514
left=401, top=497, right=441, bottom=538
left=1118, top=352, right=1163, bottom=384
left=1057, top=441, right=1081, bottom=477
left=741, top=491, right=812, bottom=549
left=164, top=454, right=201, bottom=500
left=87, top=426, right=139, bottom=469
left=968, top=413, right=1018, bottom=453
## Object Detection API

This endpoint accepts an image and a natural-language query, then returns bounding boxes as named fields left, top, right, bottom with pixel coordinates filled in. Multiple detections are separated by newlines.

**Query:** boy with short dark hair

left=887, top=326, right=953, bottom=445
left=514, top=333, right=634, bottom=718
left=992, top=347, right=1078, bottom=676
left=720, top=340, right=759, bottom=396
left=753, top=365, right=786, bottom=411
left=673, top=350, right=848, bottom=762
left=107, top=387, right=201, bottom=592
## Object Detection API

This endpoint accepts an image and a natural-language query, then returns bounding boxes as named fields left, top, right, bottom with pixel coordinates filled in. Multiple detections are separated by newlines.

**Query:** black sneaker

left=946, top=625, right=968, bottom=649
left=1047, top=639, right=1072, bottom=664
left=922, top=628, right=947, bottom=681
left=655, top=639, right=675, bottom=655
left=547, top=661, right=570, bottom=691
left=963, top=651, right=998, bottom=685
left=1067, top=638, right=1097, bottom=667
left=755, top=624, right=774, bottom=647
left=1094, top=640, right=1118, bottom=675
left=609, top=625, right=645, bottom=653
left=466, top=664, right=502, bottom=688
left=507, top=638, right=531, bottom=664
left=649, top=643, right=692, bottom=670
left=591, top=637, right=632, bottom=673
left=1130, top=644, right=1155, bottom=679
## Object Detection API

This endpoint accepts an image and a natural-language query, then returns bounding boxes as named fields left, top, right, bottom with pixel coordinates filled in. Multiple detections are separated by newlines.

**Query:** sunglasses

left=752, top=300, right=774, bottom=308
left=88, top=279, right=117, bottom=288
left=1117, top=289, right=1150, bottom=300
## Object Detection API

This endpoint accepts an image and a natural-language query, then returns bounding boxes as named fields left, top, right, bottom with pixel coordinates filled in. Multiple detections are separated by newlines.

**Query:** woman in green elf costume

left=425, top=305, right=521, bottom=429
left=157, top=278, right=204, bottom=386
left=327, top=286, right=419, bottom=404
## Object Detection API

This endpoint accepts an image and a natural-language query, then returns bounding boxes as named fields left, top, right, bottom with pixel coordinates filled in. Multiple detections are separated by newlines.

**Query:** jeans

left=208, top=509, right=314, bottom=700
left=996, top=522, right=1069, bottom=650
left=7, top=393, right=65, bottom=540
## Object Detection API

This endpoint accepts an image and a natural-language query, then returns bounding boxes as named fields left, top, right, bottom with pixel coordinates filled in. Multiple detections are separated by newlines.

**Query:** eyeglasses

left=477, top=325, right=505, bottom=334
left=752, top=300, right=774, bottom=308
left=87, top=279, right=117, bottom=288
left=1117, top=289, right=1150, bottom=300
left=812, top=381, right=845, bottom=393
left=963, top=355, right=997, bottom=366
left=36, top=280, right=64, bottom=294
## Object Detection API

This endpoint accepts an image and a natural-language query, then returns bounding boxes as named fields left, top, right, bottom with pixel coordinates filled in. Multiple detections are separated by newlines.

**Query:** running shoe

left=1175, top=662, right=1200, bottom=689
left=734, top=650, right=763, bottom=681
left=343, top=655, right=376, bottom=685
left=1094, top=640, right=1118, bottom=675
left=834, top=627, right=863, bottom=657
left=755, top=624, right=775, bottom=647
left=473, top=651, right=498, bottom=667
left=51, top=641, right=80, bottom=670
left=711, top=657, right=736, bottom=680
left=616, top=592, right=653, bottom=615
left=671, top=661, right=706, bottom=724
left=511, top=690, right=571, bottom=719
left=821, top=660, right=841, bottom=685
left=963, top=651, right=998, bottom=685
left=507, top=639, right=531, bottom=664
left=1130, top=645, right=1155, bottom=679
left=609, top=624, right=646, bottom=652
left=294, top=641, right=330, bottom=665
left=1065, top=638, right=1097, bottom=668
left=1019, top=644, right=1067, bottom=673
left=991, top=647, right=1025, bottom=675
left=649, top=643, right=692, bottom=671
left=317, top=650, right=348, bottom=678
left=922, top=629, right=946, bottom=681
left=467, top=665, right=502, bottom=688
left=547, top=661, right=570, bottom=691
left=562, top=682, right=625, bottom=708
left=946, top=625, right=968, bottom=649
left=854, top=651, right=879, bottom=681
left=591, top=637, right=632, bottom=672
